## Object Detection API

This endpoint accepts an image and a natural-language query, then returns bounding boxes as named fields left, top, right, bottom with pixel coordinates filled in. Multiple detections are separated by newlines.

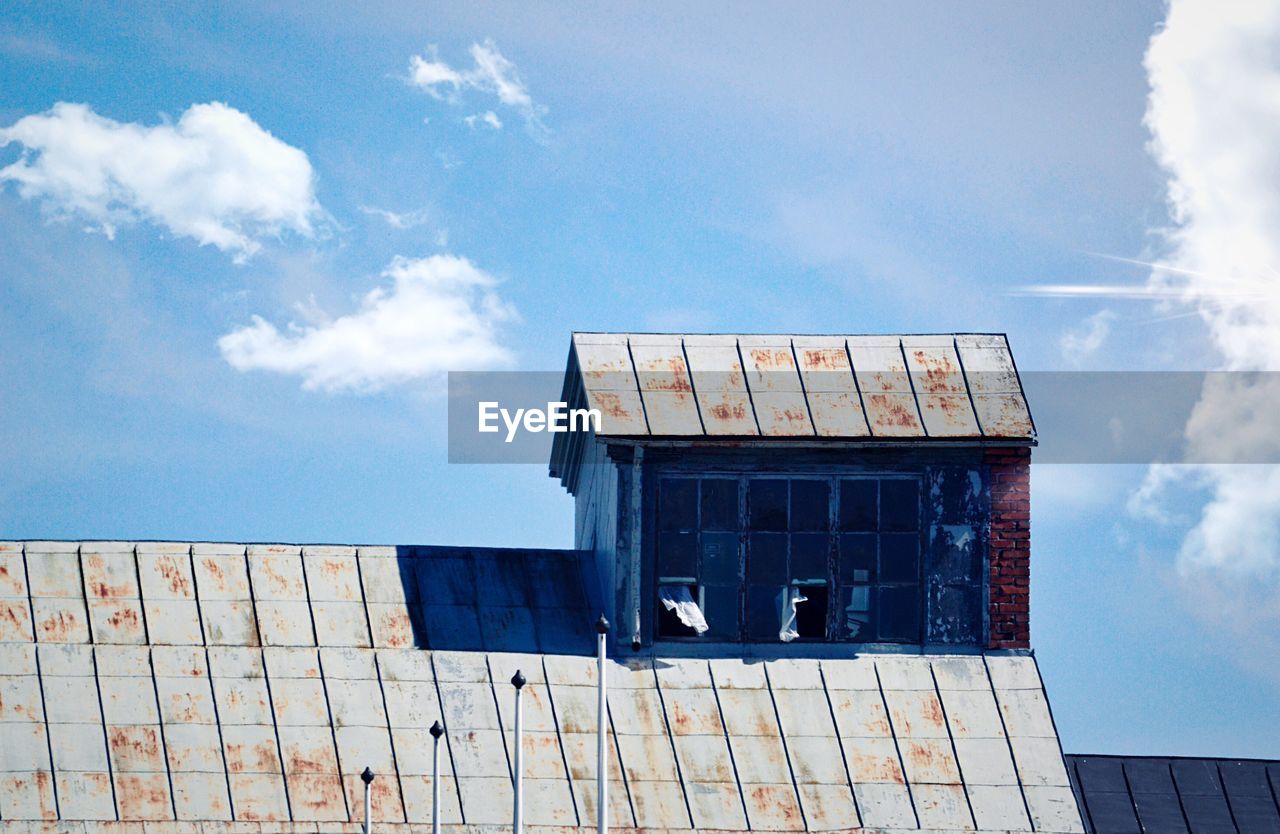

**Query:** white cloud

left=0, top=102, right=323, bottom=261
left=463, top=111, right=503, bottom=131
left=1131, top=0, right=1280, bottom=663
left=358, top=204, right=433, bottom=230
left=408, top=40, right=547, bottom=138
left=1059, top=309, right=1116, bottom=365
left=218, top=254, right=517, bottom=393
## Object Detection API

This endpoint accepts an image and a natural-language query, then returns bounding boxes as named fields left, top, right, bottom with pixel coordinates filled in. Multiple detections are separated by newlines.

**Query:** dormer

left=549, top=332, right=1034, bottom=654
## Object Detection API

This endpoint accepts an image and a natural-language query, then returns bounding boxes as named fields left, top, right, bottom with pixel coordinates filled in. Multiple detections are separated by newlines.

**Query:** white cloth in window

left=659, top=585, right=709, bottom=634
left=779, top=587, right=808, bottom=642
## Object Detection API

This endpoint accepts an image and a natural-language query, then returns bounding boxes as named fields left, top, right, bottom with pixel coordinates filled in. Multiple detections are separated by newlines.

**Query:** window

left=655, top=474, right=925, bottom=642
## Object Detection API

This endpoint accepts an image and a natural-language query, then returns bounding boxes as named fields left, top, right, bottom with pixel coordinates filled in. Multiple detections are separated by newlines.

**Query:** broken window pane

left=839, top=479, right=878, bottom=531
left=794, top=584, right=828, bottom=638
left=748, top=479, right=788, bottom=531
left=657, top=583, right=703, bottom=637
left=930, top=524, right=980, bottom=583
left=790, top=479, right=830, bottom=531
left=700, top=478, right=738, bottom=531
left=880, top=479, right=920, bottom=532
left=659, top=479, right=697, bottom=531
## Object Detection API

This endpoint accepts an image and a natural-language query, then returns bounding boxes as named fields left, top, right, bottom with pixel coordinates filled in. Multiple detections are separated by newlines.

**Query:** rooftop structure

left=0, top=332, right=1099, bottom=834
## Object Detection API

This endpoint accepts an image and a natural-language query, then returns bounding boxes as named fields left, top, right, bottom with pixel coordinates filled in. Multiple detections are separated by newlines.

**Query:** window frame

left=651, top=467, right=932, bottom=644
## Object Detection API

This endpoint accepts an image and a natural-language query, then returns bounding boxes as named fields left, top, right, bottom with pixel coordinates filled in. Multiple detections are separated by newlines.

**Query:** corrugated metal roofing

left=0, top=540, right=1082, bottom=832
left=1066, top=754, right=1280, bottom=834
left=566, top=332, right=1034, bottom=440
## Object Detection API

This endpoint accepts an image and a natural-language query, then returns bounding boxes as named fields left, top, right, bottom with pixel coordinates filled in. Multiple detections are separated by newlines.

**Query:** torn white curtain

left=659, top=585, right=709, bottom=633
left=779, top=587, right=807, bottom=642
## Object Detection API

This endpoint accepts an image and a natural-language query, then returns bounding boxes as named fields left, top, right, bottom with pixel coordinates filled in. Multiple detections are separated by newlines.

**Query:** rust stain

left=156, top=556, right=191, bottom=596
left=592, top=392, right=632, bottom=419
left=801, top=347, right=846, bottom=370
left=115, top=773, right=171, bottom=820
left=848, top=750, right=906, bottom=784
left=707, top=402, right=747, bottom=421
left=225, top=737, right=280, bottom=773
left=912, top=349, right=962, bottom=394
left=37, top=608, right=82, bottom=641
left=109, top=725, right=162, bottom=765
left=106, top=605, right=142, bottom=630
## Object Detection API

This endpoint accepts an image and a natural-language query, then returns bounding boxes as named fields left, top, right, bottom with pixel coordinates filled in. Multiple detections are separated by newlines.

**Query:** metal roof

left=0, top=540, right=1082, bottom=833
left=1067, top=754, right=1280, bottom=834
left=565, top=332, right=1034, bottom=440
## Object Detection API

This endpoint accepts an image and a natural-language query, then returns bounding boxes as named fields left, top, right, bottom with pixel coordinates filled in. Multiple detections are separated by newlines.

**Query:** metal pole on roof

left=511, top=670, right=526, bottom=834
left=429, top=720, right=444, bottom=834
left=595, top=615, right=610, bottom=834
left=361, top=767, right=375, bottom=834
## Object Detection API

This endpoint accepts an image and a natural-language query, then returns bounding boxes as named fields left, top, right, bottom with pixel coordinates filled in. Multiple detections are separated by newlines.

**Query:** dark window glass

left=838, top=480, right=878, bottom=531
left=747, top=533, right=787, bottom=584
left=878, top=585, right=921, bottom=641
left=931, top=586, right=980, bottom=643
left=702, top=584, right=740, bottom=640
left=700, top=479, right=738, bottom=531
left=745, top=585, right=783, bottom=640
left=657, top=583, right=699, bottom=637
left=658, top=532, right=697, bottom=577
left=701, top=532, right=740, bottom=584
left=790, top=480, right=830, bottom=531
left=880, top=479, right=919, bottom=531
left=880, top=533, right=920, bottom=583
left=794, top=585, right=828, bottom=638
left=839, top=534, right=876, bottom=583
left=659, top=479, right=697, bottom=531
left=748, top=480, right=788, bottom=531
left=842, top=585, right=873, bottom=640
left=790, top=533, right=828, bottom=580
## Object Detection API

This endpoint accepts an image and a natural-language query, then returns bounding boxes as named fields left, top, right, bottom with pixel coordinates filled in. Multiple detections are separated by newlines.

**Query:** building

left=0, top=332, right=1275, bottom=834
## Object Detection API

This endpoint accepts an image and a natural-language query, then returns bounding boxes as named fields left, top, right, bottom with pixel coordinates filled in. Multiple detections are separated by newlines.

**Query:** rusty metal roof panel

left=683, top=335, right=757, bottom=436
left=561, top=332, right=1031, bottom=448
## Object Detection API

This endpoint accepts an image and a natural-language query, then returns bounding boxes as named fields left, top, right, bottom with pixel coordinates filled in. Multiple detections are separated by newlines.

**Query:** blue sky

left=3, top=1, right=1278, bottom=757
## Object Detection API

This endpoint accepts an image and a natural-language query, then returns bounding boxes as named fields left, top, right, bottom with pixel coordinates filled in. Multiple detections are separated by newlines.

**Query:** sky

left=2, top=0, right=1278, bottom=758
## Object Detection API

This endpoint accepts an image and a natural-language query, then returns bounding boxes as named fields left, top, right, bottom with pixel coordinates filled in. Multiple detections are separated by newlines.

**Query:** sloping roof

left=563, top=332, right=1034, bottom=440
left=1066, top=754, right=1280, bottom=834
left=0, top=540, right=1083, bottom=833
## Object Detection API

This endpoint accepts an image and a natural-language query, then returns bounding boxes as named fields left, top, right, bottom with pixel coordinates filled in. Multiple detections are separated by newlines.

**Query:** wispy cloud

left=0, top=31, right=97, bottom=65
left=0, top=102, right=324, bottom=262
left=463, top=111, right=503, bottom=131
left=1127, top=0, right=1280, bottom=678
left=219, top=254, right=517, bottom=393
left=358, top=205, right=433, bottom=230
left=1060, top=309, right=1116, bottom=365
left=408, top=40, right=547, bottom=139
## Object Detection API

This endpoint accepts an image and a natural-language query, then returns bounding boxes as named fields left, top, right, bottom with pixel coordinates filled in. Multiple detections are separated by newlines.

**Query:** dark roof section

left=1066, top=754, right=1280, bottom=834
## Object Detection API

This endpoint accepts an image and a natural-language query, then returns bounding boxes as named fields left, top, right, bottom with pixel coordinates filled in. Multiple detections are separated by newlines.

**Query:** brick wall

left=986, top=447, right=1030, bottom=649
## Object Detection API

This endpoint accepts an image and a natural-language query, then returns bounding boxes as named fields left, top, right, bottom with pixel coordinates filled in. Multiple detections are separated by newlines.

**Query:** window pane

left=659, top=479, right=697, bottom=531
left=700, top=478, right=738, bottom=531
left=839, top=534, right=876, bottom=583
left=880, top=479, right=919, bottom=532
left=838, top=480, right=877, bottom=531
left=790, top=533, right=829, bottom=581
left=880, top=533, right=920, bottom=583
left=878, top=585, right=921, bottom=642
left=701, top=532, right=741, bottom=584
left=703, top=584, right=740, bottom=640
left=794, top=585, right=828, bottom=639
left=748, top=479, right=788, bottom=531
left=747, top=533, right=787, bottom=584
left=657, top=531, right=697, bottom=577
left=842, top=585, right=874, bottom=640
left=930, top=524, right=980, bottom=583
left=746, top=585, right=784, bottom=640
left=657, top=583, right=701, bottom=637
left=790, top=480, right=830, bottom=531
